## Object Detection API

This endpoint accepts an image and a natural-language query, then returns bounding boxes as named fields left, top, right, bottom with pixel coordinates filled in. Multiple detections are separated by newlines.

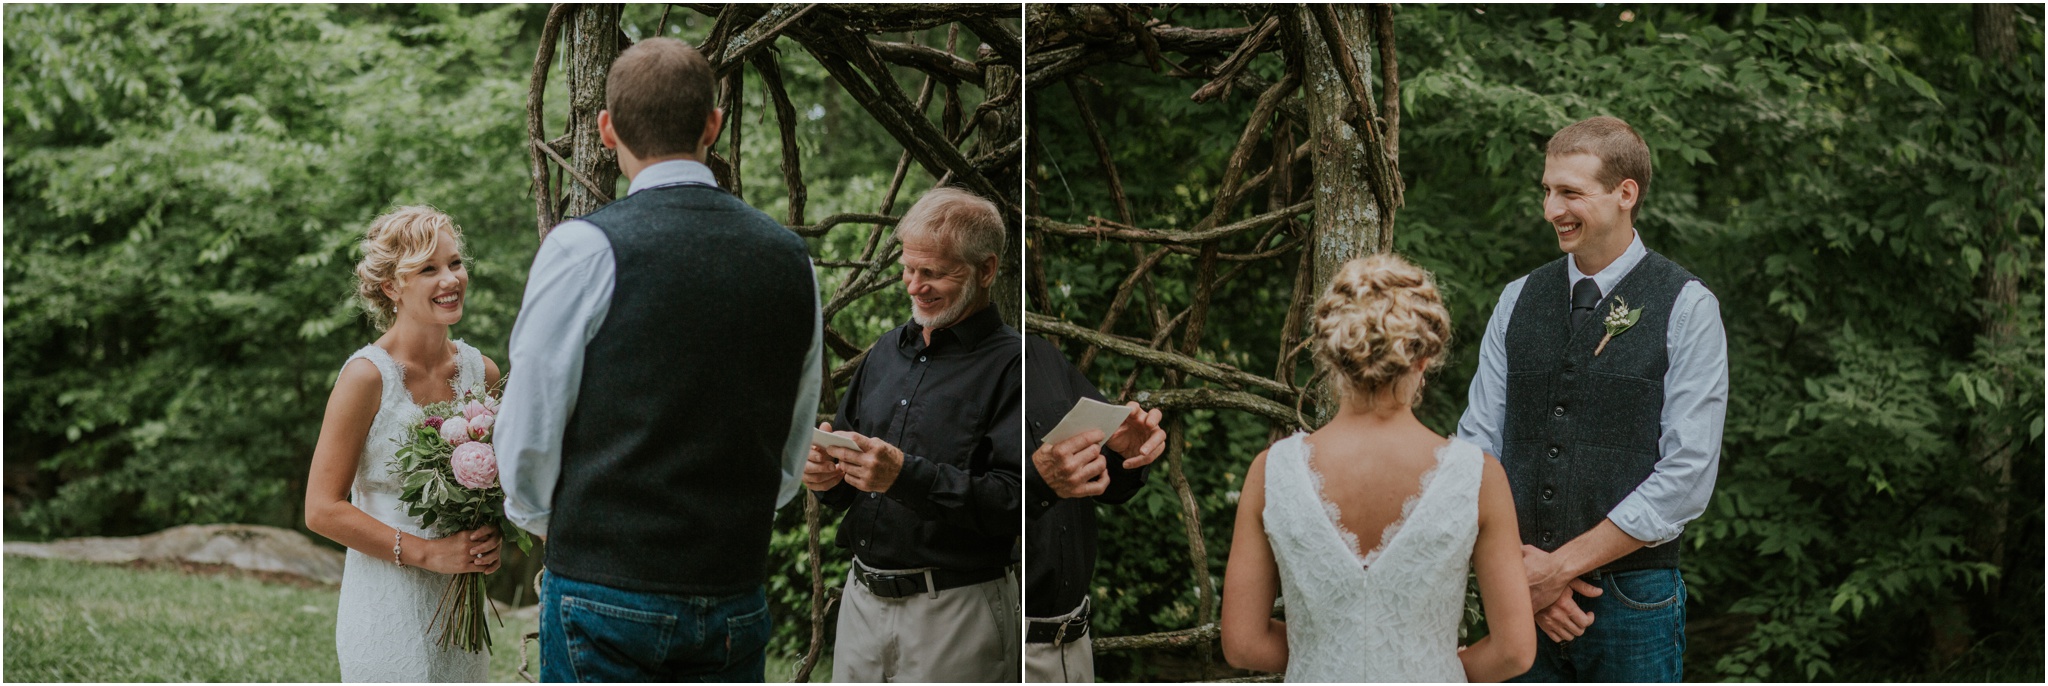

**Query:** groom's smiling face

left=1541, top=153, right=1636, bottom=266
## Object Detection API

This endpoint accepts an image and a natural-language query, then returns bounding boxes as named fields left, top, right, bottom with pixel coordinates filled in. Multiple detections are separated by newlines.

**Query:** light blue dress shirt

left=495, top=159, right=824, bottom=537
left=1454, top=231, right=1728, bottom=546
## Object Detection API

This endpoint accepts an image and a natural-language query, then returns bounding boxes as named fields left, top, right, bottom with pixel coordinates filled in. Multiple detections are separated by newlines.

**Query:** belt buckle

left=863, top=570, right=919, bottom=599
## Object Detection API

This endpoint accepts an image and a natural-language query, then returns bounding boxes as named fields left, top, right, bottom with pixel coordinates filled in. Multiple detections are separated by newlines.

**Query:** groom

left=496, top=38, right=822, bottom=682
left=1456, top=116, right=1727, bottom=682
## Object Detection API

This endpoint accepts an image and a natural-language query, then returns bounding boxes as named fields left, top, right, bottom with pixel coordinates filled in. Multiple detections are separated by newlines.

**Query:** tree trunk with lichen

left=1295, top=5, right=1388, bottom=423
left=978, top=52, right=1023, bottom=328
left=566, top=4, right=623, bottom=218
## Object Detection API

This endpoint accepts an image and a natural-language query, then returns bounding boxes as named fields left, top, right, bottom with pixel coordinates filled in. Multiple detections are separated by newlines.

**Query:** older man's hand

left=803, top=422, right=846, bottom=491
left=1104, top=402, right=1166, bottom=470
left=1033, top=429, right=1108, bottom=499
left=830, top=432, right=906, bottom=493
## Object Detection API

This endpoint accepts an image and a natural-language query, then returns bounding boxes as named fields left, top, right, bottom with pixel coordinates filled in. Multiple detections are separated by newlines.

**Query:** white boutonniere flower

left=1595, top=296, right=1642, bottom=357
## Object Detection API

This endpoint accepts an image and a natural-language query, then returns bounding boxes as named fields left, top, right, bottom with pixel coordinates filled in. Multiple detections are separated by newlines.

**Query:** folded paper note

left=812, top=427, right=860, bottom=451
left=1042, top=397, right=1132, bottom=447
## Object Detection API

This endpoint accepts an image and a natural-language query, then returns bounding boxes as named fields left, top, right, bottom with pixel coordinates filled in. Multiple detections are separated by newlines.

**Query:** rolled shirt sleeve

left=496, top=220, right=615, bottom=538
left=1606, top=282, right=1728, bottom=546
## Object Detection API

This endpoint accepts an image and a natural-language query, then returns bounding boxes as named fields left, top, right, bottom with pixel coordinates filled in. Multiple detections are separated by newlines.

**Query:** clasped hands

left=1522, top=545, right=1604, bottom=643
left=1032, top=402, right=1166, bottom=499
left=804, top=422, right=905, bottom=493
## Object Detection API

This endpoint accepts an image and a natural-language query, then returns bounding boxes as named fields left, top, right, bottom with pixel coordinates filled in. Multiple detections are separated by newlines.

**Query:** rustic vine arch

left=517, top=4, right=1021, bottom=681
left=1024, top=4, right=1403, bottom=680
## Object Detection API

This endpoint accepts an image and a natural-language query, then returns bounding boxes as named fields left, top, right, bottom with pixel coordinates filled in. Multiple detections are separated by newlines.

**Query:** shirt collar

left=898, top=303, right=1003, bottom=355
left=1567, top=229, right=1646, bottom=297
left=626, top=159, right=719, bottom=196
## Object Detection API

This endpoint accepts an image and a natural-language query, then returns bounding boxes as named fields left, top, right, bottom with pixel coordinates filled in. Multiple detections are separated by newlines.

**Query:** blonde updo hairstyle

left=1311, top=253, right=1453, bottom=408
left=354, top=205, right=464, bottom=331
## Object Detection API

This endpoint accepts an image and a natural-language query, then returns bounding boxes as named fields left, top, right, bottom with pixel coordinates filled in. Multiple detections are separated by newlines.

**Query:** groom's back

left=551, top=184, right=815, bottom=596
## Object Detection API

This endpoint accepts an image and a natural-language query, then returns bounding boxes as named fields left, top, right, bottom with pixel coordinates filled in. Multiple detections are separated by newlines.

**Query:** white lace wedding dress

left=1262, top=433, right=1484, bottom=682
left=333, top=342, right=488, bottom=682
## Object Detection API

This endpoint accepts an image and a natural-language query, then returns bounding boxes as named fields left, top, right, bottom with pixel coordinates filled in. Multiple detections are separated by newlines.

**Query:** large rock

left=5, top=524, right=345, bottom=584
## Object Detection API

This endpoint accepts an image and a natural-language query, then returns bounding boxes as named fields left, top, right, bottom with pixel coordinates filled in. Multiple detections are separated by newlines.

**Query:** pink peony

left=467, top=413, right=494, bottom=441
left=463, top=400, right=490, bottom=422
left=450, top=441, right=498, bottom=489
left=481, top=395, right=499, bottom=413
left=439, top=416, right=471, bottom=445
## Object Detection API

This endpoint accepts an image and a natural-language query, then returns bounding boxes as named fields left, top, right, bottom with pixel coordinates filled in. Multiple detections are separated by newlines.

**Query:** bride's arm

left=484, top=355, right=502, bottom=390
left=1220, top=450, right=1288, bottom=674
left=1459, top=454, right=1537, bottom=682
left=304, top=358, right=501, bottom=575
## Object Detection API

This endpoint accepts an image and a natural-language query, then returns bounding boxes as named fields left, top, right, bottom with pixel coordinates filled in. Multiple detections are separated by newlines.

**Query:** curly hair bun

left=353, top=205, right=461, bottom=330
left=1311, top=252, right=1452, bottom=404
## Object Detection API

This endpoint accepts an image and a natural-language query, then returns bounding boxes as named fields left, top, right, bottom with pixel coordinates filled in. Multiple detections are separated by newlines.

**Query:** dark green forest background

left=2, top=3, right=991, bottom=664
left=6, top=3, right=2045, bottom=683
left=1029, top=4, right=2043, bottom=682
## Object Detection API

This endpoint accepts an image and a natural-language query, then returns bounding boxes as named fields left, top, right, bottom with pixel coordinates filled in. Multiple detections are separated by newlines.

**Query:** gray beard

left=912, top=279, right=985, bottom=330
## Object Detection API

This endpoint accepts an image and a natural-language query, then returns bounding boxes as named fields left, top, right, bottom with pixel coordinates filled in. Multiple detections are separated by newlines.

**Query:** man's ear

left=697, top=108, right=725, bottom=155
left=598, top=110, right=618, bottom=151
left=1616, top=178, right=1639, bottom=211
left=979, top=255, right=1000, bottom=288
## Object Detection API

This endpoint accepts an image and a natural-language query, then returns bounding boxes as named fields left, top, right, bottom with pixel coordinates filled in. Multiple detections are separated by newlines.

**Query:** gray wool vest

left=1500, top=250, right=1700, bottom=573
left=548, top=184, right=816, bottom=596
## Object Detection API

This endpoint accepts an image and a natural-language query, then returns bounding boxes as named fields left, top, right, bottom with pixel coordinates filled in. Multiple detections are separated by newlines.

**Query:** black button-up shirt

left=1024, top=335, right=1148, bottom=617
left=815, top=304, right=1023, bottom=572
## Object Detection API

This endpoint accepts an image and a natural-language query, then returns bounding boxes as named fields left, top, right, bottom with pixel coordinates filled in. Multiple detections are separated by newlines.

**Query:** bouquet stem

left=429, top=571, right=499, bottom=654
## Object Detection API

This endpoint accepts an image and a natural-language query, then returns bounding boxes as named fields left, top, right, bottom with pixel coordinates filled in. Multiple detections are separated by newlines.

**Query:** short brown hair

left=605, top=38, right=716, bottom=158
left=897, top=187, right=1006, bottom=277
left=1546, top=116, right=1651, bottom=222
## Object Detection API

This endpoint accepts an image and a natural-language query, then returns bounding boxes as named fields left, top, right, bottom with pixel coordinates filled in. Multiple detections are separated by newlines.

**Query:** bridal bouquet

left=389, top=386, right=534, bottom=654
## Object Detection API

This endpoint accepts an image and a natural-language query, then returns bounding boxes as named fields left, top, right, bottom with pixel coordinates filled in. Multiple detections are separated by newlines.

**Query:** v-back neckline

left=1294, top=434, right=1456, bottom=573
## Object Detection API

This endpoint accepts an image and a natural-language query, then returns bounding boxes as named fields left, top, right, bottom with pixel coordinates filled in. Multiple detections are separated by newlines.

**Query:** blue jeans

left=1509, top=567, right=1687, bottom=683
left=539, top=571, right=771, bottom=683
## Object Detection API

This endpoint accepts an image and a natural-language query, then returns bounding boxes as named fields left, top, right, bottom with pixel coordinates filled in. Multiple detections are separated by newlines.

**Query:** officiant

left=805, top=186, right=1024, bottom=682
left=1023, top=340, right=1166, bottom=682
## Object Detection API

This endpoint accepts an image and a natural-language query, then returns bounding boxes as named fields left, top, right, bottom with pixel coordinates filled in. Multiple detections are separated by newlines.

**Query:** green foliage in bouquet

left=388, top=388, right=528, bottom=655
left=390, top=400, right=531, bottom=555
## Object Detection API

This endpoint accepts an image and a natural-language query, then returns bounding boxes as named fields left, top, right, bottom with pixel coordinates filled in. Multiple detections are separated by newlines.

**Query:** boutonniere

left=1594, top=297, right=1642, bottom=356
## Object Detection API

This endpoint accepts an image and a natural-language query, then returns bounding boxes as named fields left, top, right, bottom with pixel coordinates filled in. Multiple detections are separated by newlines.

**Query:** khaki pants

left=832, top=562, right=1021, bottom=682
left=1024, top=599, right=1094, bottom=682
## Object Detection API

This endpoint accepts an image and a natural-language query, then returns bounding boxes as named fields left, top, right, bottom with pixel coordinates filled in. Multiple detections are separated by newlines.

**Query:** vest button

left=919, top=355, right=927, bottom=363
left=900, top=399, right=908, bottom=406
left=1541, top=487, right=1555, bottom=500
left=1548, top=446, right=1561, bottom=458
left=1540, top=531, right=1555, bottom=544
left=1552, top=405, right=1566, bottom=417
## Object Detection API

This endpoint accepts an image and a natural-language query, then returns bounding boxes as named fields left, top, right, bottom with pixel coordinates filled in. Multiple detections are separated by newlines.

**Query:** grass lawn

left=5, top=556, right=813, bottom=681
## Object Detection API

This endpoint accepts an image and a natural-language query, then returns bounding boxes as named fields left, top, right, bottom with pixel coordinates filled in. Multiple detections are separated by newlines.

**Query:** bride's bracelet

left=393, top=530, right=405, bottom=568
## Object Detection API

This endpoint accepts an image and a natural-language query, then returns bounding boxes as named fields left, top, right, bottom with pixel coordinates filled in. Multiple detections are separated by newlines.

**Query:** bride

left=304, top=206, right=504, bottom=682
left=1221, top=254, right=1535, bottom=682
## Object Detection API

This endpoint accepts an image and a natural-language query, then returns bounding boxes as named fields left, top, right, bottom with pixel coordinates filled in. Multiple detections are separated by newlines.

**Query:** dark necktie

left=1571, top=277, right=1602, bottom=330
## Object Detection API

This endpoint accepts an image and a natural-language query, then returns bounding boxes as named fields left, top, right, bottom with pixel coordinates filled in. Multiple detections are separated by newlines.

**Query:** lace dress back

left=334, top=341, right=488, bottom=682
left=1263, top=433, right=1484, bottom=683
